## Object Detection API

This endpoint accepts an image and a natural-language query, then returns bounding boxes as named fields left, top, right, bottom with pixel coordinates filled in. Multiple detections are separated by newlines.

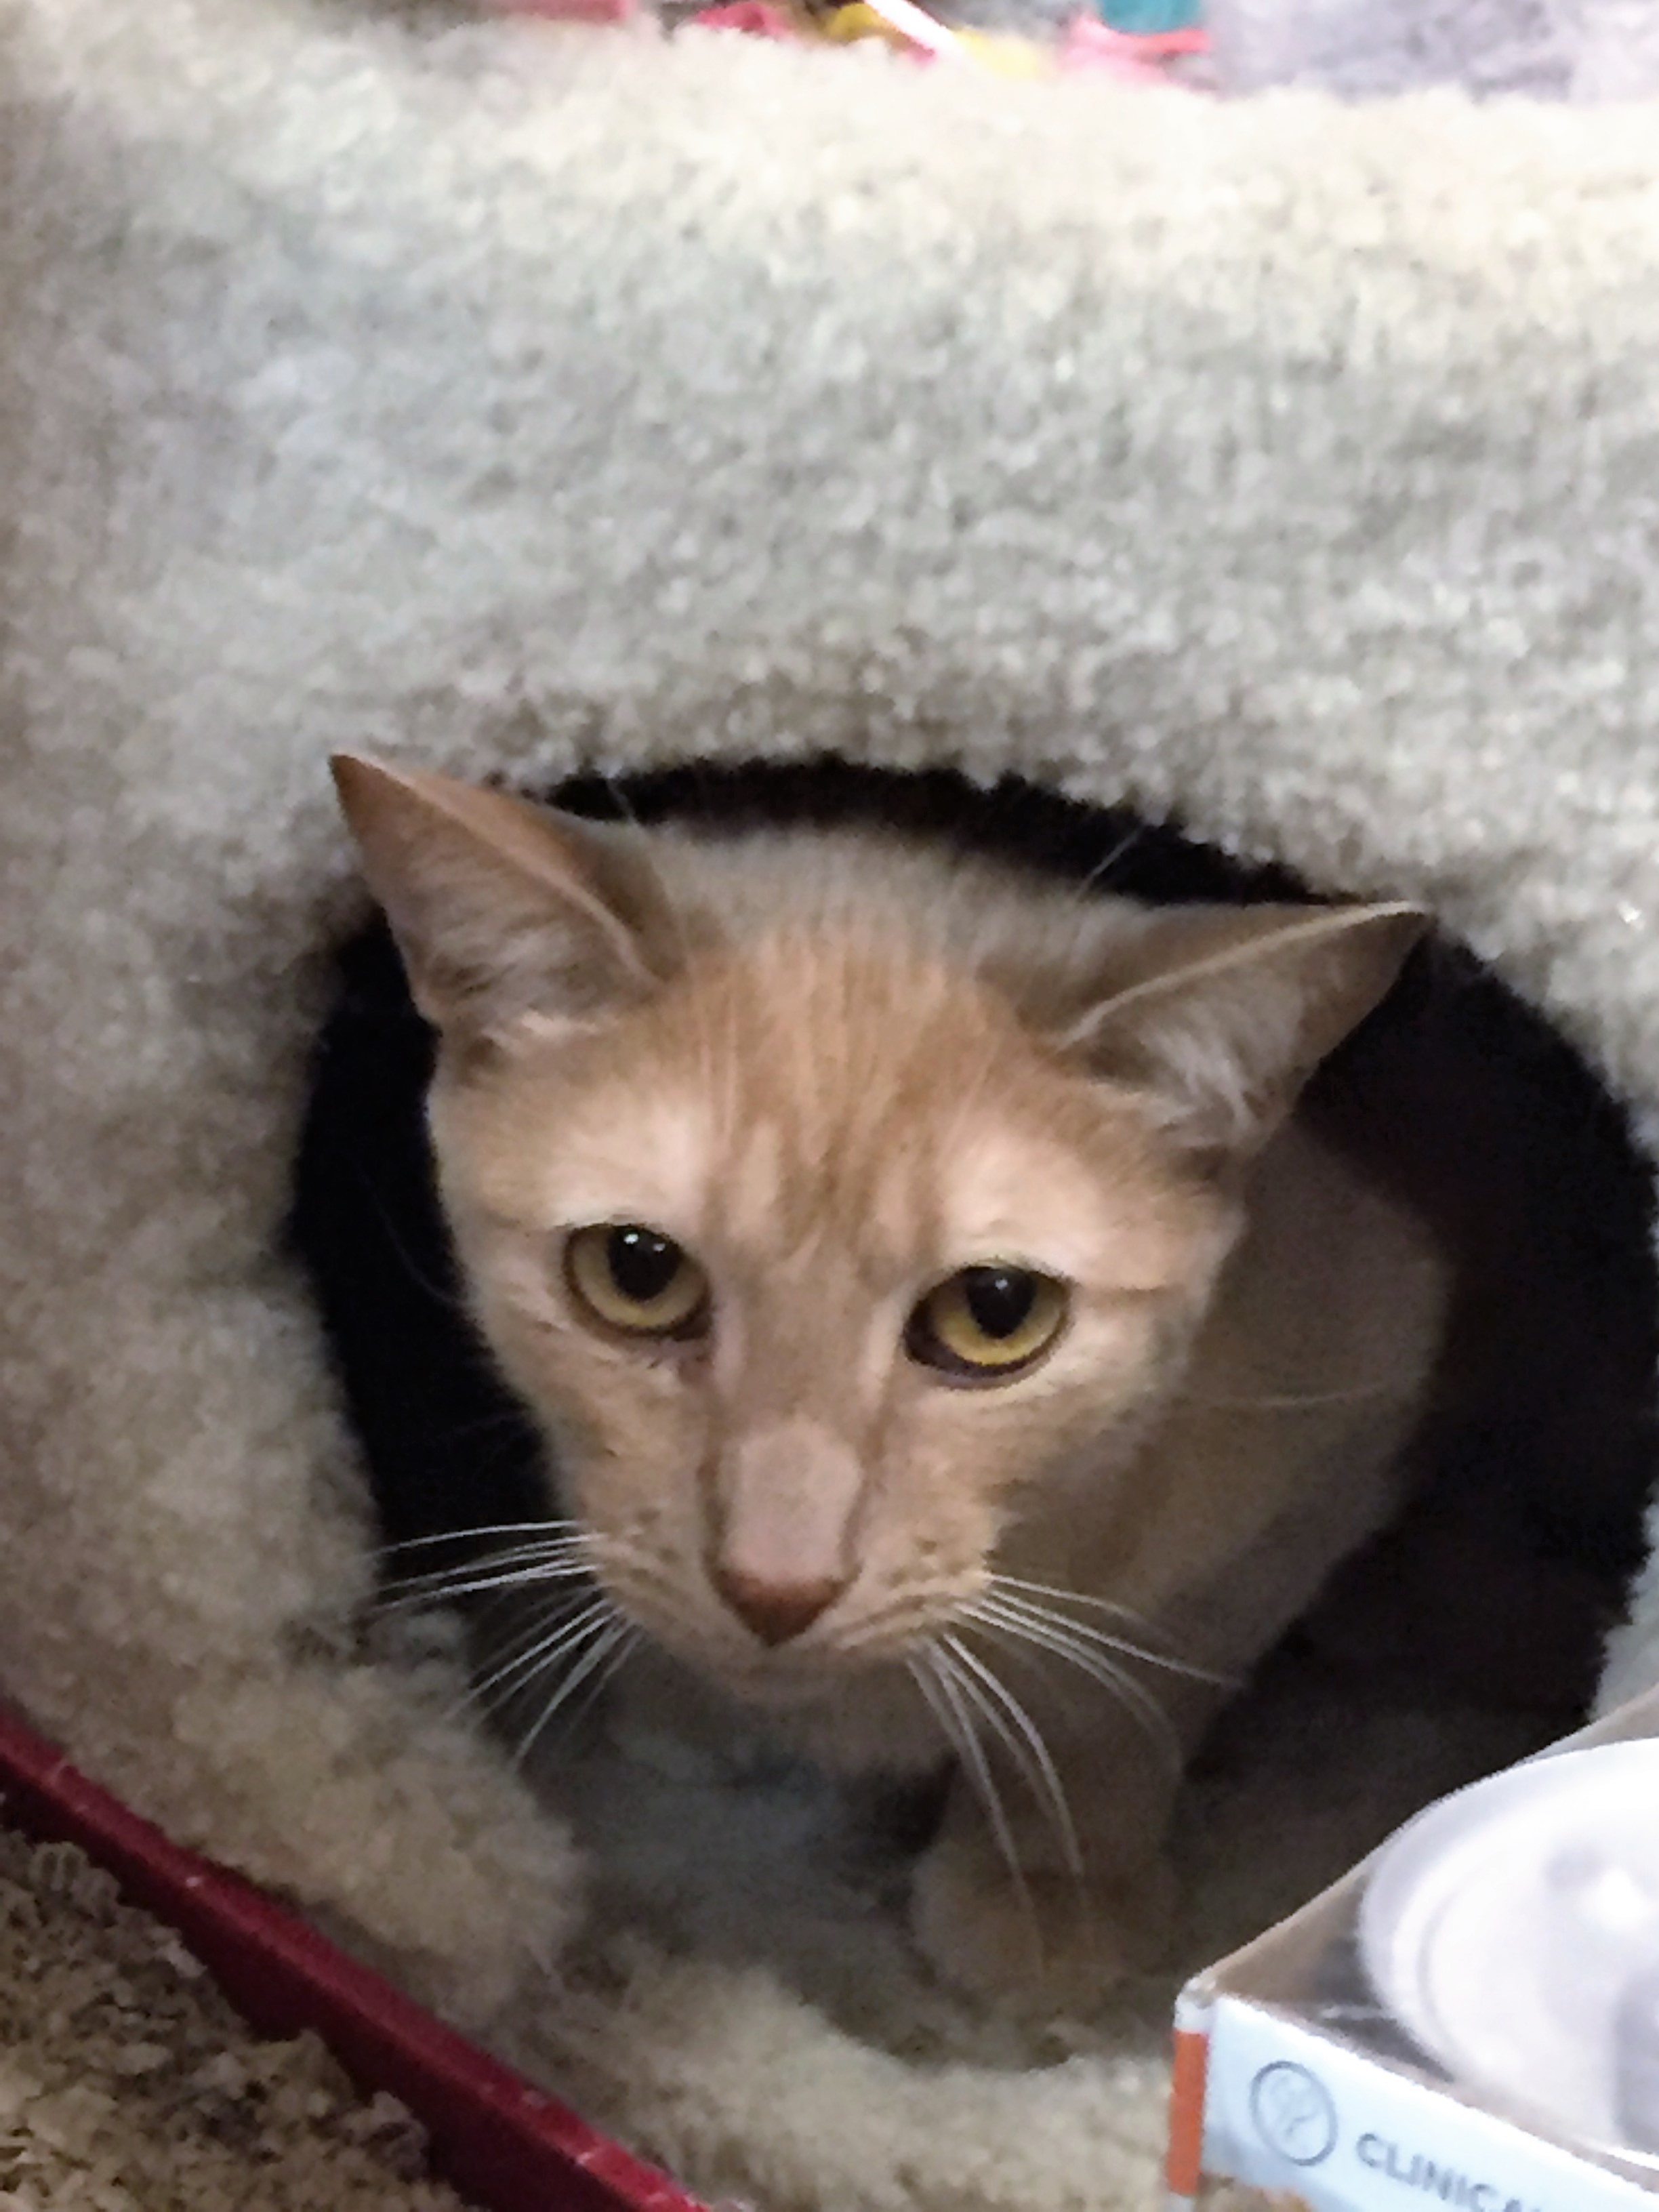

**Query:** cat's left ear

left=331, top=755, right=680, bottom=1044
left=1063, top=902, right=1427, bottom=1161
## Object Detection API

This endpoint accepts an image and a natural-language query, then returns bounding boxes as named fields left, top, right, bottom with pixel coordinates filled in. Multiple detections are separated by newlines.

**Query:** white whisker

left=459, top=1595, right=614, bottom=1721
left=1073, top=821, right=1146, bottom=900
left=968, top=1598, right=1184, bottom=1770
left=382, top=1530, right=596, bottom=1600
left=382, top=1555, right=598, bottom=1613
left=377, top=1520, right=585, bottom=1559
left=386, top=1534, right=594, bottom=1578
left=990, top=1574, right=1168, bottom=1631
left=991, top=1578, right=1235, bottom=1685
left=939, top=1633, right=1082, bottom=1879
left=382, top=1524, right=670, bottom=1620
left=1182, top=1381, right=1399, bottom=1412
left=543, top=1624, right=641, bottom=1749
left=912, top=1646, right=1029, bottom=1913
left=513, top=1619, right=638, bottom=1767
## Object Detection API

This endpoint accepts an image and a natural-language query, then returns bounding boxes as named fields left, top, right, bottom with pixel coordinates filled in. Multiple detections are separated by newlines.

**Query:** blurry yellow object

left=794, top=0, right=1055, bottom=66
left=952, top=27, right=1054, bottom=73
left=808, top=2, right=912, bottom=43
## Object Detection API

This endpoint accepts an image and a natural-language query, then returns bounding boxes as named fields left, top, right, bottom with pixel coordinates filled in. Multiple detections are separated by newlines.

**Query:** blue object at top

left=1097, top=0, right=1200, bottom=27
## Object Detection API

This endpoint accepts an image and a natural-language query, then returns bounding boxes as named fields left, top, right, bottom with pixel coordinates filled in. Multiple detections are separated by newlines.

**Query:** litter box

left=0, top=1702, right=706, bottom=2212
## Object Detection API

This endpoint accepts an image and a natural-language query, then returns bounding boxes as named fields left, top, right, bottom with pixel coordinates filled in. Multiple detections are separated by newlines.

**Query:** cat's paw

left=910, top=1831, right=1173, bottom=2019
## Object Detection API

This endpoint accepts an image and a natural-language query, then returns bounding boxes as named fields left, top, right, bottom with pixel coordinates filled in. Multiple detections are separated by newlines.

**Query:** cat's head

left=333, top=757, right=1422, bottom=1733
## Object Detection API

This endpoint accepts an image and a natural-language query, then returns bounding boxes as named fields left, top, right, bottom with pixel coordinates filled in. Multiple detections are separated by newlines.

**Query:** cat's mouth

left=653, top=1630, right=947, bottom=1777
left=716, top=1666, right=844, bottom=1712
left=665, top=1636, right=903, bottom=1709
left=617, top=1597, right=921, bottom=1716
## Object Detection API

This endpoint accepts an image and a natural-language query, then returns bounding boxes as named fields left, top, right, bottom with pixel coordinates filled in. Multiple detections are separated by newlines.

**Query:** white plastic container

left=1170, top=1689, right=1659, bottom=2210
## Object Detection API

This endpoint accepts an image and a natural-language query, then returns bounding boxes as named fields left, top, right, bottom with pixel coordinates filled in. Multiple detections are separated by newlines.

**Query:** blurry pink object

left=689, top=3, right=798, bottom=32
left=1059, top=13, right=1204, bottom=77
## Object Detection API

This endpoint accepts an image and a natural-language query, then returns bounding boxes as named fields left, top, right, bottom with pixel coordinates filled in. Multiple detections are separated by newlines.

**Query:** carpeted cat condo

left=3, top=3, right=1659, bottom=2205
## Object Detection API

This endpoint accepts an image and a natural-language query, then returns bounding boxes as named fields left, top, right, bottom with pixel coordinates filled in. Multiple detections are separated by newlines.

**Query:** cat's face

left=333, top=758, right=1422, bottom=1744
left=429, top=927, right=1229, bottom=1717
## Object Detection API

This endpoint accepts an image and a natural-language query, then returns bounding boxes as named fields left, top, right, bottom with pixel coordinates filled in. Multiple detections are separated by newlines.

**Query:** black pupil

left=962, top=1267, right=1035, bottom=1340
left=609, top=1227, right=680, bottom=1304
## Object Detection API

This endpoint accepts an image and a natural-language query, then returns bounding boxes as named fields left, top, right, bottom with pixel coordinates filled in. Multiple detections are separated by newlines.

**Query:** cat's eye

left=905, top=1265, right=1068, bottom=1381
left=565, top=1224, right=710, bottom=1340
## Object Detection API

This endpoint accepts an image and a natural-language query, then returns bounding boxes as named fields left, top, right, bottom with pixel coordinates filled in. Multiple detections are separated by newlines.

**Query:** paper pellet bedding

left=0, top=1824, right=462, bottom=2212
left=5, top=0, right=1659, bottom=2207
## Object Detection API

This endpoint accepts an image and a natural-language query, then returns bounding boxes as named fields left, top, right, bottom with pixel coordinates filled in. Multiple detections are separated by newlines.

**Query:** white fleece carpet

left=3, top=3, right=1659, bottom=2206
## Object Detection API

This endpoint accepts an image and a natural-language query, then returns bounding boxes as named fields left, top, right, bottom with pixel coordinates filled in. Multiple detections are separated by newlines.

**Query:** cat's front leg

left=908, top=1698, right=1197, bottom=2017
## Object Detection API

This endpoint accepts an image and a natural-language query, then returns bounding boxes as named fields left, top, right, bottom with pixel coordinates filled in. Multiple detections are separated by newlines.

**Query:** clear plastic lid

left=1358, top=1739, right=1659, bottom=2164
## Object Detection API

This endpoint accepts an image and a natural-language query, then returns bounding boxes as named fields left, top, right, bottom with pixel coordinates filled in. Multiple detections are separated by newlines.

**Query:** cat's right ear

left=330, top=756, right=678, bottom=1043
left=1059, top=901, right=1427, bottom=1164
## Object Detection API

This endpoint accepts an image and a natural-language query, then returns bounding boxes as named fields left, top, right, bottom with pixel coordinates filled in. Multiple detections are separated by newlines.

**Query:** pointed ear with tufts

left=1061, top=902, right=1427, bottom=1162
left=330, top=755, right=680, bottom=1045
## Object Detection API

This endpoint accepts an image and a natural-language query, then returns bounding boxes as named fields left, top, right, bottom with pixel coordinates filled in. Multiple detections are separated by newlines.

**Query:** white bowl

left=1358, top=1738, right=1659, bottom=2158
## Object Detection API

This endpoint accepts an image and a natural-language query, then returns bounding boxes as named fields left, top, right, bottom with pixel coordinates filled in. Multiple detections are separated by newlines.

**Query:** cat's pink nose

left=714, top=1564, right=844, bottom=1646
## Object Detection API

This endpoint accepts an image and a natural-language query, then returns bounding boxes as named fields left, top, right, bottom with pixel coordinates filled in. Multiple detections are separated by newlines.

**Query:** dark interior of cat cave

left=288, top=756, right=1658, bottom=2045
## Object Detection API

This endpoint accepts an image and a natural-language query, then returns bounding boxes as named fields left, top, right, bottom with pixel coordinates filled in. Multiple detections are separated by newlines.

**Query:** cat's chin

left=621, top=1639, right=946, bottom=1780
left=781, top=1699, right=945, bottom=1780
left=745, top=1673, right=945, bottom=1778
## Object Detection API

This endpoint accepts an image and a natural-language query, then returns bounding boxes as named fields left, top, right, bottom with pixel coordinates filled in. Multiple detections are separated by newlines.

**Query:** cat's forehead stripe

left=725, top=1119, right=785, bottom=1250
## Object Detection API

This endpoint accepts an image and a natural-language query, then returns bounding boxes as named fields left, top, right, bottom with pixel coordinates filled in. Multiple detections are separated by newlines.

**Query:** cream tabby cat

left=332, top=754, right=1448, bottom=2013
